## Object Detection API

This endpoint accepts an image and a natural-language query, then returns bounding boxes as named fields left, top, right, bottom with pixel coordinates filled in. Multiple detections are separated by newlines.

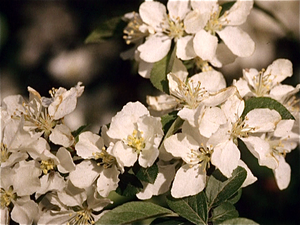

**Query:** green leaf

left=160, top=116, right=184, bottom=148
left=205, top=167, right=247, bottom=208
left=85, top=16, right=125, bottom=43
left=226, top=189, right=242, bottom=205
left=116, top=172, right=143, bottom=197
left=211, top=202, right=239, bottom=224
left=96, top=201, right=176, bottom=225
left=71, top=124, right=89, bottom=142
left=161, top=111, right=178, bottom=134
left=133, top=162, right=158, bottom=184
left=150, top=43, right=177, bottom=94
left=219, top=217, right=259, bottom=225
left=242, top=97, right=295, bottom=120
left=166, top=191, right=208, bottom=225
left=150, top=217, right=193, bottom=225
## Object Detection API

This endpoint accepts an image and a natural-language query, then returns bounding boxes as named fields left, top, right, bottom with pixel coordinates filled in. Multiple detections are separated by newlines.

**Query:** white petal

left=238, top=160, right=257, bottom=187
left=35, top=172, right=66, bottom=198
left=69, top=160, right=101, bottom=189
left=139, top=147, right=159, bottom=168
left=167, top=1, right=190, bottom=20
left=221, top=93, right=245, bottom=123
left=273, top=120, right=294, bottom=137
left=269, top=84, right=297, bottom=102
left=138, top=60, right=153, bottom=78
left=217, top=26, right=255, bottom=57
left=241, top=136, right=277, bottom=169
left=202, top=86, right=238, bottom=107
left=13, top=161, right=42, bottom=196
left=210, top=43, right=237, bottom=67
left=199, top=106, right=227, bottom=138
left=112, top=141, right=138, bottom=168
left=273, top=155, right=291, bottom=190
left=193, top=30, right=218, bottom=60
left=184, top=10, right=209, bottom=34
left=264, top=59, right=293, bottom=84
left=56, top=147, right=76, bottom=173
left=75, top=131, right=104, bottom=159
left=107, top=101, right=149, bottom=140
left=164, top=133, right=199, bottom=164
left=244, top=108, right=281, bottom=133
left=176, top=35, right=197, bottom=60
left=11, top=200, right=39, bottom=225
left=171, top=57, right=189, bottom=80
left=138, top=34, right=172, bottom=63
left=49, top=124, right=74, bottom=147
left=233, top=78, right=252, bottom=98
left=97, top=165, right=120, bottom=197
left=211, top=140, right=240, bottom=178
left=219, top=0, right=253, bottom=25
left=137, top=163, right=175, bottom=200
left=171, top=164, right=206, bottom=198
left=194, top=70, right=226, bottom=93
left=139, top=1, right=166, bottom=29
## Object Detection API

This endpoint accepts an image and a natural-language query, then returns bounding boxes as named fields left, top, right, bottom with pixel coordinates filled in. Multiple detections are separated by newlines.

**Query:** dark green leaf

left=72, top=124, right=89, bottom=142
left=116, top=172, right=143, bottom=197
left=206, top=167, right=247, bottom=208
left=219, top=217, right=259, bottom=225
left=242, top=97, right=294, bottom=120
left=150, top=217, right=193, bottom=225
left=96, top=201, right=176, bottom=225
left=85, top=16, right=125, bottom=43
left=226, top=189, right=242, bottom=205
left=219, top=1, right=236, bottom=17
left=133, top=162, right=158, bottom=184
left=211, top=202, right=239, bottom=224
left=161, top=111, right=178, bottom=134
left=160, top=116, right=184, bottom=148
left=150, top=43, right=177, bottom=94
left=166, top=191, right=208, bottom=225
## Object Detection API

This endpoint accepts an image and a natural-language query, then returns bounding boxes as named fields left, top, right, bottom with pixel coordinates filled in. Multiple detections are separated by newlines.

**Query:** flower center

left=187, top=144, right=212, bottom=171
left=123, top=12, right=148, bottom=45
left=231, top=117, right=254, bottom=144
left=205, top=6, right=224, bottom=35
left=0, top=186, right=16, bottom=209
left=161, top=15, right=185, bottom=40
left=67, top=208, right=95, bottom=225
left=126, top=129, right=145, bottom=154
left=1, top=143, right=11, bottom=164
left=252, top=69, right=273, bottom=97
left=93, top=147, right=116, bottom=169
left=40, top=159, right=56, bottom=174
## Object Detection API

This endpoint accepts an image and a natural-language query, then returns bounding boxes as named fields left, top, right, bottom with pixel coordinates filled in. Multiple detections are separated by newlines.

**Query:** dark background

left=1, top=1, right=299, bottom=224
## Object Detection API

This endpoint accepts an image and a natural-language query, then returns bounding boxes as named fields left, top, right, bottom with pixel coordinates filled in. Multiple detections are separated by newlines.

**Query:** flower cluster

left=1, top=0, right=299, bottom=224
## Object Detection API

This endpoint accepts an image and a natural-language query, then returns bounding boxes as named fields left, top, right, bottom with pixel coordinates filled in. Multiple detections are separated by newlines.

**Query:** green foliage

left=219, top=217, right=259, bottom=225
left=85, top=16, right=126, bottom=43
left=150, top=216, right=193, bottom=225
left=150, top=44, right=177, bottom=94
left=160, top=115, right=184, bottom=148
left=96, top=201, right=176, bottom=225
left=206, top=167, right=247, bottom=208
left=210, top=202, right=239, bottom=224
left=116, top=172, right=143, bottom=197
left=71, top=124, right=89, bottom=142
left=133, top=163, right=159, bottom=184
left=166, top=191, right=208, bottom=225
left=242, top=97, right=295, bottom=120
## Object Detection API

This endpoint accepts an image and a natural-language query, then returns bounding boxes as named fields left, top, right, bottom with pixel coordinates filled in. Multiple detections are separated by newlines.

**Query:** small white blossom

left=107, top=102, right=163, bottom=168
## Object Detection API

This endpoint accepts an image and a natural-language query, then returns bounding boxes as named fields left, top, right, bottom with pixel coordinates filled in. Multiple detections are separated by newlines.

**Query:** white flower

left=0, top=166, right=40, bottom=224
left=234, top=58, right=294, bottom=98
left=38, top=185, right=111, bottom=225
left=184, top=0, right=255, bottom=65
left=69, top=131, right=120, bottom=197
left=164, top=122, right=213, bottom=198
left=241, top=119, right=298, bottom=190
left=107, top=102, right=163, bottom=168
left=136, top=0, right=191, bottom=63
left=136, top=161, right=176, bottom=200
